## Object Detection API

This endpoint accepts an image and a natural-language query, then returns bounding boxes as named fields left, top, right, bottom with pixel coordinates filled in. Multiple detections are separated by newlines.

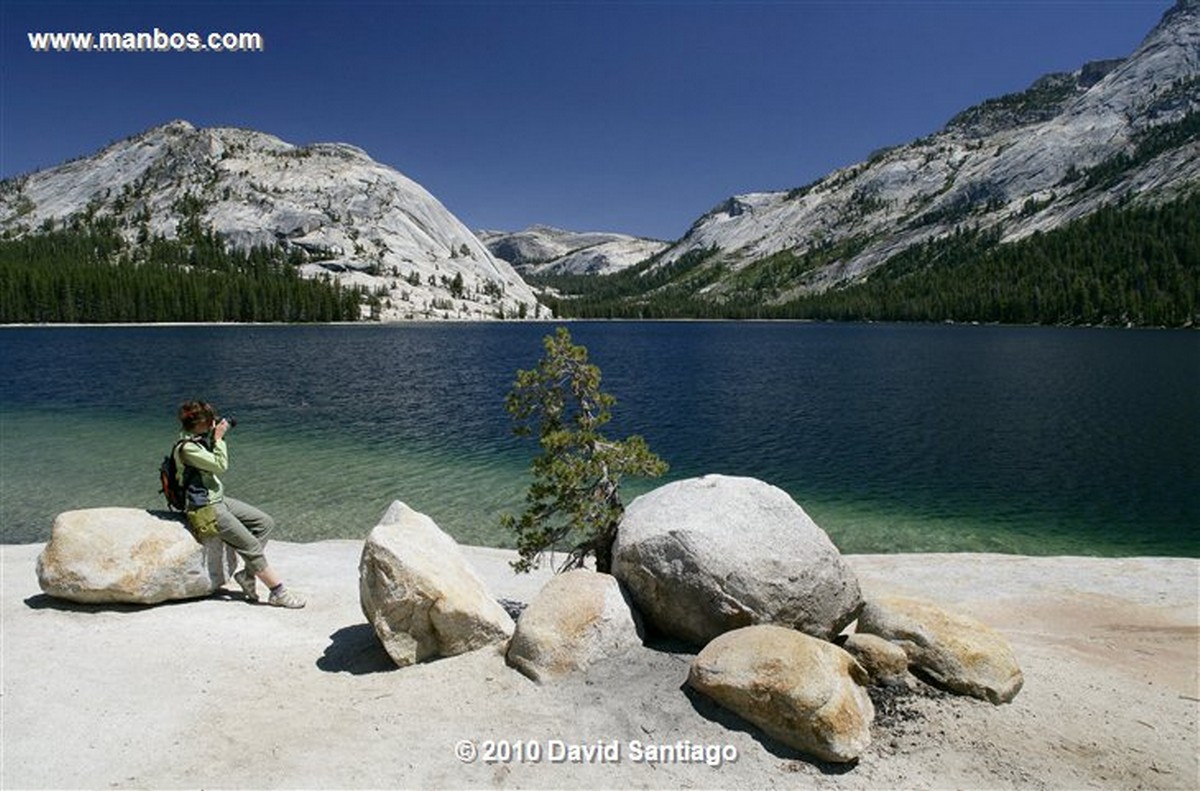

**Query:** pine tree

left=501, top=327, right=668, bottom=573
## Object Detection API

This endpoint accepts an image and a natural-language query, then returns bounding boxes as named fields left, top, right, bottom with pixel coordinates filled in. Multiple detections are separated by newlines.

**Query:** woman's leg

left=214, top=498, right=270, bottom=575
left=218, top=498, right=303, bottom=608
left=222, top=497, right=275, bottom=548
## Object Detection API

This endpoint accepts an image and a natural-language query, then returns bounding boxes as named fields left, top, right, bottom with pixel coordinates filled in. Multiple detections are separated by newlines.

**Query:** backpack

left=159, top=437, right=208, bottom=511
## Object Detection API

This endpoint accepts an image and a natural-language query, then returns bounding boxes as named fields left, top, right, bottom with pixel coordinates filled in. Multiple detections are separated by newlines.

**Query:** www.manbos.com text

left=28, top=28, right=265, bottom=54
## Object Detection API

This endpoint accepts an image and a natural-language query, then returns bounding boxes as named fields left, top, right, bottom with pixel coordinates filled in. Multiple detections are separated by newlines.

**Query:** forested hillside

left=594, top=3, right=1200, bottom=321
left=0, top=220, right=364, bottom=323
left=534, top=193, right=1199, bottom=327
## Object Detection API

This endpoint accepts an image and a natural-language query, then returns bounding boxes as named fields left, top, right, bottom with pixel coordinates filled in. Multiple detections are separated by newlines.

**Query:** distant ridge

left=479, top=226, right=668, bottom=276
left=0, top=121, right=540, bottom=321
left=543, top=0, right=1199, bottom=325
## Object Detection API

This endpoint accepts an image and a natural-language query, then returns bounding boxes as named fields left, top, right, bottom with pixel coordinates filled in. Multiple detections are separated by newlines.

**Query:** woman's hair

left=178, top=400, right=216, bottom=432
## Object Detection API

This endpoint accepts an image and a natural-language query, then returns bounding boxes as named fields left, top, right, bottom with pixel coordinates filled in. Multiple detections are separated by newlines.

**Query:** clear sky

left=1, top=0, right=1174, bottom=241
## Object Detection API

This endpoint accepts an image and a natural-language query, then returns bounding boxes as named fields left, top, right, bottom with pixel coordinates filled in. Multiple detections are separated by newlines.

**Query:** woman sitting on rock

left=174, top=399, right=305, bottom=609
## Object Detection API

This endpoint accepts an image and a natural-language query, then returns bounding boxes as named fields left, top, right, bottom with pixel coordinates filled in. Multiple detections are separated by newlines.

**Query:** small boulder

left=613, top=475, right=862, bottom=645
left=688, top=624, right=874, bottom=763
left=856, top=596, right=1024, bottom=704
left=507, top=570, right=643, bottom=683
left=839, top=632, right=914, bottom=688
left=359, top=501, right=514, bottom=667
left=36, top=508, right=235, bottom=605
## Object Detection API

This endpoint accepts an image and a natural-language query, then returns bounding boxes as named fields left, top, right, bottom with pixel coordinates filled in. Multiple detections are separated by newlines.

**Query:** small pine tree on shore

left=501, top=327, right=668, bottom=573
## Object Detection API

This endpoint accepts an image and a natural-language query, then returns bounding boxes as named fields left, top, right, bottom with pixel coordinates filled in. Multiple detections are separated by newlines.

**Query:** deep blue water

left=1, top=322, right=1197, bottom=556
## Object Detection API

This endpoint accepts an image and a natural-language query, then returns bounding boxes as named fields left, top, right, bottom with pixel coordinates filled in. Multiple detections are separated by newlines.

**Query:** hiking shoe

left=268, top=587, right=306, bottom=609
left=234, top=568, right=259, bottom=603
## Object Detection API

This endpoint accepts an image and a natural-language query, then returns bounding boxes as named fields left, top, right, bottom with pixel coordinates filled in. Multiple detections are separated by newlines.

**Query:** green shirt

left=176, top=432, right=229, bottom=504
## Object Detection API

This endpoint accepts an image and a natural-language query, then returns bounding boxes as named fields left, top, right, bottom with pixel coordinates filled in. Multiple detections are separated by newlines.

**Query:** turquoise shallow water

left=2, top=322, right=1197, bottom=556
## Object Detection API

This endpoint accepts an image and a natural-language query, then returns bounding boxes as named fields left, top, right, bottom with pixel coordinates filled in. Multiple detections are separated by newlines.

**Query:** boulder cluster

left=36, top=474, right=1023, bottom=764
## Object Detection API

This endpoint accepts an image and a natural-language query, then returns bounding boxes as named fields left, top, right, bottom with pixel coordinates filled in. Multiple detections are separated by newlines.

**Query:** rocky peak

left=1073, top=2, right=1199, bottom=121
left=1, top=121, right=540, bottom=321
left=1078, top=58, right=1125, bottom=88
left=646, top=2, right=1199, bottom=300
left=945, top=72, right=1084, bottom=139
left=482, top=225, right=667, bottom=276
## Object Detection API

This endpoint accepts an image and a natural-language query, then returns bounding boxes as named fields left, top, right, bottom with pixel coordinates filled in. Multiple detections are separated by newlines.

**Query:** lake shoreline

left=4, top=323, right=1197, bottom=555
left=3, top=317, right=1196, bottom=330
left=4, top=541, right=1196, bottom=789
left=4, top=533, right=1200, bottom=561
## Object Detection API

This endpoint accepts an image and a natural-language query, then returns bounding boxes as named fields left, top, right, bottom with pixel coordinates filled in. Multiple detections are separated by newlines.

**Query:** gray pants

left=214, top=497, right=275, bottom=575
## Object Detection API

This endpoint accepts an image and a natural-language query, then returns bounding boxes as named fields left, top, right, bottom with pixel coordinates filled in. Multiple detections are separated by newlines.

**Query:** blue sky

left=1, top=1, right=1173, bottom=241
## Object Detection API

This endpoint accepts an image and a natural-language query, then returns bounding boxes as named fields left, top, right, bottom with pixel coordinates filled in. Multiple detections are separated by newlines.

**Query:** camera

left=218, top=416, right=238, bottom=428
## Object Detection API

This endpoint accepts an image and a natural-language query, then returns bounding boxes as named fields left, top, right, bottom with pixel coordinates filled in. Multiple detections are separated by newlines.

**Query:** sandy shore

left=2, top=541, right=1196, bottom=790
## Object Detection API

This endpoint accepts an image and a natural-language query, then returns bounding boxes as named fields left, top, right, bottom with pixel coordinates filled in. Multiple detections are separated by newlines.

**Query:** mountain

left=551, top=0, right=1199, bottom=323
left=0, top=121, right=540, bottom=321
left=479, top=225, right=668, bottom=276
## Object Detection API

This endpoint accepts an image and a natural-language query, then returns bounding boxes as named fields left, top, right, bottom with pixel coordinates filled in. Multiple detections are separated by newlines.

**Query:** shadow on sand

left=23, top=588, right=242, bottom=613
left=317, top=623, right=397, bottom=675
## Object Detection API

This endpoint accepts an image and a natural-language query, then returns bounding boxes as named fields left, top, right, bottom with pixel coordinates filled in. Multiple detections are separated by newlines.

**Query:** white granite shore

left=3, top=541, right=1196, bottom=790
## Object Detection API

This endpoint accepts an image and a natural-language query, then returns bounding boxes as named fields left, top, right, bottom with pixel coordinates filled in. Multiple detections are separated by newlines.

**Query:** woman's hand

left=213, top=418, right=231, bottom=442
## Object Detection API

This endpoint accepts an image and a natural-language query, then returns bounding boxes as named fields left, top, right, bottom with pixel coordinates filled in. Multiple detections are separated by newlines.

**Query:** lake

left=1, top=322, right=1196, bottom=557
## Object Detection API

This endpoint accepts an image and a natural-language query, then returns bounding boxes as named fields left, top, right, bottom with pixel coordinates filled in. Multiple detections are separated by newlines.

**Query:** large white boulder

left=36, top=508, right=235, bottom=605
left=613, top=475, right=862, bottom=644
left=688, top=624, right=875, bottom=763
left=359, top=501, right=514, bottom=667
left=856, top=596, right=1024, bottom=704
left=506, top=570, right=643, bottom=683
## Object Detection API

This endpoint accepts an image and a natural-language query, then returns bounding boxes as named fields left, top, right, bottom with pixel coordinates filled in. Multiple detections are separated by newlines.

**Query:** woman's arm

left=179, top=437, right=229, bottom=474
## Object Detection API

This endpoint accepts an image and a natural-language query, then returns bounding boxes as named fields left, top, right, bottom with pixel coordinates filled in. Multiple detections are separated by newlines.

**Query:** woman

left=175, top=400, right=305, bottom=609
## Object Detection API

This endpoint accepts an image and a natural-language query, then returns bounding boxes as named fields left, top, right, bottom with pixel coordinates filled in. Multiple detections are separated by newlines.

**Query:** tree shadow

left=316, top=623, right=397, bottom=675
